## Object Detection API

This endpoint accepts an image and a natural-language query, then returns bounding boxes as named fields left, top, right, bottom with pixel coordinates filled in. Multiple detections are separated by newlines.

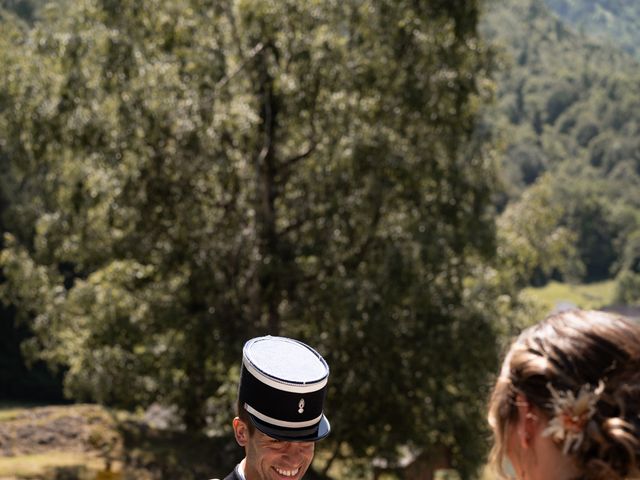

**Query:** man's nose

left=282, top=441, right=312, bottom=454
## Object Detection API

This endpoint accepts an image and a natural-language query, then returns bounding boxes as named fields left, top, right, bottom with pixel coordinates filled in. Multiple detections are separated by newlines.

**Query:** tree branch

left=282, top=141, right=317, bottom=168
left=321, top=442, right=342, bottom=478
left=343, top=199, right=384, bottom=271
left=215, top=42, right=266, bottom=90
left=278, top=215, right=311, bottom=237
left=277, top=75, right=322, bottom=184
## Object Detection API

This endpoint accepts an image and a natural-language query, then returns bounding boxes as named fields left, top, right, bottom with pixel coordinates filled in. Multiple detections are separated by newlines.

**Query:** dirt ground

left=0, top=405, right=120, bottom=458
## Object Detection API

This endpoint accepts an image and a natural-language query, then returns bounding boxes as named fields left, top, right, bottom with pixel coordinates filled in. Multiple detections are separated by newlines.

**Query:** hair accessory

left=542, top=381, right=604, bottom=454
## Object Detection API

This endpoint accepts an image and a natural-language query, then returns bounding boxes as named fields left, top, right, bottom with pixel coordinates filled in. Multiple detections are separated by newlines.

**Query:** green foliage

left=0, top=0, right=499, bottom=475
left=613, top=229, right=640, bottom=305
left=613, top=271, right=640, bottom=306
left=550, top=172, right=622, bottom=281
left=544, top=81, right=578, bottom=125
left=495, top=175, right=582, bottom=287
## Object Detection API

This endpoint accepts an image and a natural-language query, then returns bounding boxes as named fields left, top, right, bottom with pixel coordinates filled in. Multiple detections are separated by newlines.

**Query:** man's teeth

left=275, top=467, right=299, bottom=477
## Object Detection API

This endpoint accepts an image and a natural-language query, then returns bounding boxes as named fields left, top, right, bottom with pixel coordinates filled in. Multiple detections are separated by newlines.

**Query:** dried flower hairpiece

left=542, top=381, right=605, bottom=455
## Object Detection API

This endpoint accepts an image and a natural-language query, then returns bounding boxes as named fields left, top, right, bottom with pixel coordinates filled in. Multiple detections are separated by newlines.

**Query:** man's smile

left=273, top=466, right=300, bottom=478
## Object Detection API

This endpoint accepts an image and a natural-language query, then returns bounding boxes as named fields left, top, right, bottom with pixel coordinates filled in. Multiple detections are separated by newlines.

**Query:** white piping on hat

left=243, top=358, right=327, bottom=393
left=245, top=403, right=323, bottom=428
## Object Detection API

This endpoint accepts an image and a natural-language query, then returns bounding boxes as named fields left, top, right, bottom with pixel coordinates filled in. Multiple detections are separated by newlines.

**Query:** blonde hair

left=487, top=309, right=640, bottom=480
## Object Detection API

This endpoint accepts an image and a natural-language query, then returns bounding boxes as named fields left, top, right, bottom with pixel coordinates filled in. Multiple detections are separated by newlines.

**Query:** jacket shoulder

left=212, top=470, right=239, bottom=480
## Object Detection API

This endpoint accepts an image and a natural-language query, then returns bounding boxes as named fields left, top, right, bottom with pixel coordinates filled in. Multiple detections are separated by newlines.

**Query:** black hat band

left=247, top=417, right=324, bottom=440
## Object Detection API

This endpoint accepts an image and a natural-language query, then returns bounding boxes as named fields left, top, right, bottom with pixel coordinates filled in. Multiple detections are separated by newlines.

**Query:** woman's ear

left=514, top=394, right=537, bottom=449
left=233, top=417, right=249, bottom=446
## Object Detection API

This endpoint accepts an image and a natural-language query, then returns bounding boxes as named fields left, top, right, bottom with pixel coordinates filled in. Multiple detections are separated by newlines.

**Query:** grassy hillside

left=0, top=404, right=241, bottom=480
left=522, top=279, right=616, bottom=313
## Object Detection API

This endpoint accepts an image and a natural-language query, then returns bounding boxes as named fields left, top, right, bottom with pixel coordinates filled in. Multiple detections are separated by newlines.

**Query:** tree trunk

left=254, top=46, right=281, bottom=335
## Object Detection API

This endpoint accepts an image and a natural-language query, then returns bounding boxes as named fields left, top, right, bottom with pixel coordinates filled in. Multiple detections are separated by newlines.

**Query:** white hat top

left=244, top=336, right=328, bottom=385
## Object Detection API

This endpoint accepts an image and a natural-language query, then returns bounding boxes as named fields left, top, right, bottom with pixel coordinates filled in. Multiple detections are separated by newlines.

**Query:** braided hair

left=488, top=310, right=640, bottom=480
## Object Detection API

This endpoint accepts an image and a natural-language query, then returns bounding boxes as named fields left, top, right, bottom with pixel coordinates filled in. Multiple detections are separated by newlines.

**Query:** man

left=218, top=335, right=331, bottom=480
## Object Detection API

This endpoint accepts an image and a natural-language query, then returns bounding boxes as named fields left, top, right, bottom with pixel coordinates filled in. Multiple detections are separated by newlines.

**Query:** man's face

left=233, top=418, right=315, bottom=480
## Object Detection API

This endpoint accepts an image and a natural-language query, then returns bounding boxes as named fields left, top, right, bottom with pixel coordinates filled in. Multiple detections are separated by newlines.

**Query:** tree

left=550, top=174, right=621, bottom=282
left=613, top=228, right=640, bottom=305
left=613, top=271, right=640, bottom=305
left=494, top=174, right=582, bottom=287
left=0, top=0, right=498, bottom=474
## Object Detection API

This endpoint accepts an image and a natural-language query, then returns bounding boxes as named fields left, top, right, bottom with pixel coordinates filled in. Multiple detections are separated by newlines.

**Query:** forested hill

left=481, top=0, right=640, bottom=292
left=0, top=0, right=47, bottom=22
left=546, top=0, right=640, bottom=58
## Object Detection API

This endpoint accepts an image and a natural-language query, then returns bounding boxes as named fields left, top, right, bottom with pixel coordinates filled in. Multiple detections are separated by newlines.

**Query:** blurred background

left=1, top=0, right=639, bottom=478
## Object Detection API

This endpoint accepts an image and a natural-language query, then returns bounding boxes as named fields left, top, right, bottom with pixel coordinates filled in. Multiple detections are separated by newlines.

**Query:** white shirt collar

left=236, top=459, right=247, bottom=480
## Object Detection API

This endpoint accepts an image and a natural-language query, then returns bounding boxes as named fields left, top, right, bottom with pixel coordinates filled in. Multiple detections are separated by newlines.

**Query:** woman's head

left=488, top=309, right=640, bottom=480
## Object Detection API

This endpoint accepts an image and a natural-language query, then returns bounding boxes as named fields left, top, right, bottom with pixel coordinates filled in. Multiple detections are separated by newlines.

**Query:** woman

left=487, top=309, right=640, bottom=480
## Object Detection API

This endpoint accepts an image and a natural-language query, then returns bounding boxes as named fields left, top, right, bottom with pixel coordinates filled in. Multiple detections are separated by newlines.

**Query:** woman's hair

left=487, top=309, right=640, bottom=480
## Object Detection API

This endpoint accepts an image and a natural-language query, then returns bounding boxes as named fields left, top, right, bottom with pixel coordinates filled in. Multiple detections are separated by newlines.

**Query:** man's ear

left=233, top=417, right=249, bottom=446
left=514, top=394, right=537, bottom=449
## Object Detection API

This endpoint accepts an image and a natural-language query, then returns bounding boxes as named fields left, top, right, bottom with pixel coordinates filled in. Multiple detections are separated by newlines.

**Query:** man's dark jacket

left=209, top=465, right=241, bottom=480
left=223, top=467, right=241, bottom=480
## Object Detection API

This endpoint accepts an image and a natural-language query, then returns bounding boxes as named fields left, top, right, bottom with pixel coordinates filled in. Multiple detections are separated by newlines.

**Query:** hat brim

left=249, top=414, right=330, bottom=442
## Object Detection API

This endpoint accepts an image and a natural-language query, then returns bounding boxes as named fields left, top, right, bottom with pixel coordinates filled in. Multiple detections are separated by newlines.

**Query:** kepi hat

left=239, top=336, right=330, bottom=441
